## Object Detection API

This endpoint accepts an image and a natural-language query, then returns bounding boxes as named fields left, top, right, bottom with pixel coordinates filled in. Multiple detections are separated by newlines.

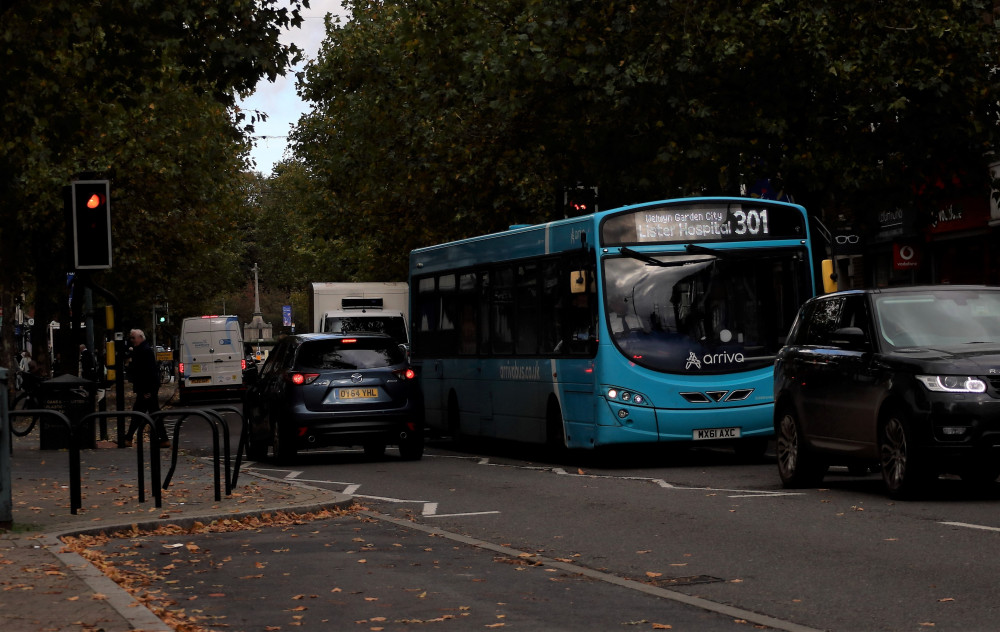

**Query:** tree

left=0, top=0, right=310, bottom=373
left=290, top=0, right=1000, bottom=281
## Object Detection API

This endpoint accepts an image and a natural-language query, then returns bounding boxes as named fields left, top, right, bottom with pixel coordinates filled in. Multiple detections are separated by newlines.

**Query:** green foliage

left=285, top=0, right=1000, bottom=283
left=0, top=0, right=309, bottom=368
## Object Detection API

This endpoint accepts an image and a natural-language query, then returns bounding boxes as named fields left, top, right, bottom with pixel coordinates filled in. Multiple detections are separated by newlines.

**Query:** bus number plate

left=338, top=387, right=378, bottom=400
left=693, top=427, right=741, bottom=440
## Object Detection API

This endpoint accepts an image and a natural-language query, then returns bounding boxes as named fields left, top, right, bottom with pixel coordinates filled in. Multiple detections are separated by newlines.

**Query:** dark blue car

left=244, top=333, right=424, bottom=462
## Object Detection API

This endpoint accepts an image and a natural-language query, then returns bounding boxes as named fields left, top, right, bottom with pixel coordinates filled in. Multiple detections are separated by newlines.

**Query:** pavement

left=0, top=381, right=353, bottom=632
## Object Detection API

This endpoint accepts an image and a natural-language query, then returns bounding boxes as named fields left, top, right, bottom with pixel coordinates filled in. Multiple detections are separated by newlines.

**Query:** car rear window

left=296, top=338, right=405, bottom=370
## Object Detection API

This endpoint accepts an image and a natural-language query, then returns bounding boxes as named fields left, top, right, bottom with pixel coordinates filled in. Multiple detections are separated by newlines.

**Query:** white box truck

left=177, top=315, right=245, bottom=405
left=308, top=282, right=409, bottom=345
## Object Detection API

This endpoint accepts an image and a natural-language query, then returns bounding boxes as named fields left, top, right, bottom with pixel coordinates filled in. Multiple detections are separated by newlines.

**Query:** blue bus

left=409, top=197, right=816, bottom=453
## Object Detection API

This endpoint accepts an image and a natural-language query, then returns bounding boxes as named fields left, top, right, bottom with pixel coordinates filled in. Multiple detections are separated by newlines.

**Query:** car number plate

left=338, top=387, right=379, bottom=400
left=189, top=377, right=211, bottom=384
left=693, top=427, right=741, bottom=440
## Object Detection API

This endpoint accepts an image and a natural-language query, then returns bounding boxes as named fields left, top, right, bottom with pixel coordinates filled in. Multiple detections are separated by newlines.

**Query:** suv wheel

left=272, top=421, right=297, bottom=464
left=776, top=408, right=827, bottom=487
left=879, top=411, right=930, bottom=498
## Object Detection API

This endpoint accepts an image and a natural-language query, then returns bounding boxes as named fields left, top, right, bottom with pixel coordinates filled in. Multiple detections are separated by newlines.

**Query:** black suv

left=773, top=286, right=1000, bottom=497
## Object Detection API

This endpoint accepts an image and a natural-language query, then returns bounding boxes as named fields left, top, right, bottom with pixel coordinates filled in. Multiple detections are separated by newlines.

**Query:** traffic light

left=71, top=180, right=112, bottom=269
left=565, top=186, right=598, bottom=216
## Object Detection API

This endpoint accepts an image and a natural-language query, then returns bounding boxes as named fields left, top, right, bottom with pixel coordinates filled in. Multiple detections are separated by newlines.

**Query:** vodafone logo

left=894, top=243, right=920, bottom=269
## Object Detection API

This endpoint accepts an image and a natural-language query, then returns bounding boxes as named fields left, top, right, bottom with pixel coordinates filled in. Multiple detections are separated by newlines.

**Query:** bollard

left=1, top=368, right=11, bottom=529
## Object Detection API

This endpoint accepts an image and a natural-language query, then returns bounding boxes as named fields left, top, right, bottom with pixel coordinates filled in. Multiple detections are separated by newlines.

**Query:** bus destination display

left=601, top=201, right=806, bottom=246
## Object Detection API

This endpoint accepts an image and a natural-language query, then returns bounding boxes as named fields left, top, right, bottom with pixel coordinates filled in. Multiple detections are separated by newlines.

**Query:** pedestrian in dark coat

left=124, top=329, right=169, bottom=447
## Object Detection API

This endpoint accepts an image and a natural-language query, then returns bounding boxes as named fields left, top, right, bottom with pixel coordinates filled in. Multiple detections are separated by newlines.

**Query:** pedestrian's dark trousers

left=126, top=387, right=167, bottom=442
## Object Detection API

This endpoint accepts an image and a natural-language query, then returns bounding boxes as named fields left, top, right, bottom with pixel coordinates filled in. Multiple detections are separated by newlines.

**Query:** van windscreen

left=297, top=339, right=404, bottom=370
left=323, top=316, right=407, bottom=343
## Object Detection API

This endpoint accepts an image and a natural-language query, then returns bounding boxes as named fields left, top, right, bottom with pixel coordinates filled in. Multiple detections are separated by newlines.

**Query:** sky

left=238, top=1, right=348, bottom=176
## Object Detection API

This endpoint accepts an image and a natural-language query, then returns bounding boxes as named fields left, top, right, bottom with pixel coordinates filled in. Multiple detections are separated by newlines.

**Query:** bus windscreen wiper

left=620, top=246, right=714, bottom=267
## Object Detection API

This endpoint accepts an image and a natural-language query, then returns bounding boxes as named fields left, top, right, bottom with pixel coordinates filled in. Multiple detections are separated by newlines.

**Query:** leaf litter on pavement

left=59, top=500, right=704, bottom=631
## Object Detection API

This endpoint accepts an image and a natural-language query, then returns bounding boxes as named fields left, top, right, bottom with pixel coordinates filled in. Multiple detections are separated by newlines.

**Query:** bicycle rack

left=8, top=410, right=163, bottom=513
left=155, top=407, right=242, bottom=502
left=79, top=411, right=163, bottom=507
left=208, top=405, right=249, bottom=489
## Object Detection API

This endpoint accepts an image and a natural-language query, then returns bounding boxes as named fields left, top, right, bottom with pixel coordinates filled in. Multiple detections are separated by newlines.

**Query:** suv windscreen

left=297, top=338, right=405, bottom=370
left=874, top=289, right=1000, bottom=349
left=603, top=248, right=810, bottom=374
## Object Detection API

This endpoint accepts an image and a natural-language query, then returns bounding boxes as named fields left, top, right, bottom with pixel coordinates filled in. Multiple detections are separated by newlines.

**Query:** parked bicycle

left=10, top=371, right=46, bottom=436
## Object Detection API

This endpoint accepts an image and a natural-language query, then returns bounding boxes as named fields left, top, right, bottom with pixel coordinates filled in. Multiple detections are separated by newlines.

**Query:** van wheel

left=775, top=408, right=827, bottom=488
left=272, top=421, right=297, bottom=464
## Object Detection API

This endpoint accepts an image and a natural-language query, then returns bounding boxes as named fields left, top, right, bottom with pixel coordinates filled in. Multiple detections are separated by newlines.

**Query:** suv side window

left=802, top=297, right=844, bottom=346
left=839, top=295, right=869, bottom=331
left=260, top=340, right=288, bottom=378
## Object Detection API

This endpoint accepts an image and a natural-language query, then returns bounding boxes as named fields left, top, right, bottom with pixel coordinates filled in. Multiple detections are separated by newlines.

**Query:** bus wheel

left=546, top=398, right=566, bottom=452
left=447, top=392, right=464, bottom=446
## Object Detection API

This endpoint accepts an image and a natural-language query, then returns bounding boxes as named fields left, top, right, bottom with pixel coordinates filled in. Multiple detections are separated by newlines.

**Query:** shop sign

left=925, top=197, right=989, bottom=235
left=893, top=243, right=921, bottom=270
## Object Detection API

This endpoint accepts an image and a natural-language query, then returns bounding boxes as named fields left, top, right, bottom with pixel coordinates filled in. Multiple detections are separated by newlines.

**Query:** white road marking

left=940, top=521, right=1000, bottom=533
left=367, top=509, right=825, bottom=632
left=244, top=450, right=798, bottom=520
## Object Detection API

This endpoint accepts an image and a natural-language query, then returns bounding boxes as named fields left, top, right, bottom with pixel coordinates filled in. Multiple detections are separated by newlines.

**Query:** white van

left=178, top=315, right=245, bottom=405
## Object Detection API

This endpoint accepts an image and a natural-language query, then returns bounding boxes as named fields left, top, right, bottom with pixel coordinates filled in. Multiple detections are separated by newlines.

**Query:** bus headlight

left=605, top=386, right=652, bottom=406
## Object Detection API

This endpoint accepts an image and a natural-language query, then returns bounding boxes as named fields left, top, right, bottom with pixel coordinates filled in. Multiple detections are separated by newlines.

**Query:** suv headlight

left=916, top=375, right=987, bottom=393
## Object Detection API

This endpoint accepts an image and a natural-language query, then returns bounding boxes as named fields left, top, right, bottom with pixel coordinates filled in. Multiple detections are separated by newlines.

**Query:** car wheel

left=272, top=420, right=297, bottom=464
left=879, top=410, right=931, bottom=498
left=775, top=408, right=827, bottom=488
left=398, top=430, right=424, bottom=461
left=363, top=442, right=387, bottom=458
left=243, top=406, right=269, bottom=461
left=245, top=433, right=268, bottom=461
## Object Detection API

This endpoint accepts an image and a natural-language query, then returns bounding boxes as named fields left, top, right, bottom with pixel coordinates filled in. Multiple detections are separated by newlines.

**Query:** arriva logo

left=686, top=350, right=746, bottom=370
left=685, top=352, right=702, bottom=370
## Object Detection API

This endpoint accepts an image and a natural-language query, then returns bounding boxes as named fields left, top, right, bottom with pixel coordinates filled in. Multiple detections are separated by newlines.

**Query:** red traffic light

left=70, top=180, right=112, bottom=269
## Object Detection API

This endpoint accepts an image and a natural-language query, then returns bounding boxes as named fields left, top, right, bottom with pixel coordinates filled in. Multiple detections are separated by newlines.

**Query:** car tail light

left=393, top=368, right=416, bottom=380
left=286, top=372, right=320, bottom=385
